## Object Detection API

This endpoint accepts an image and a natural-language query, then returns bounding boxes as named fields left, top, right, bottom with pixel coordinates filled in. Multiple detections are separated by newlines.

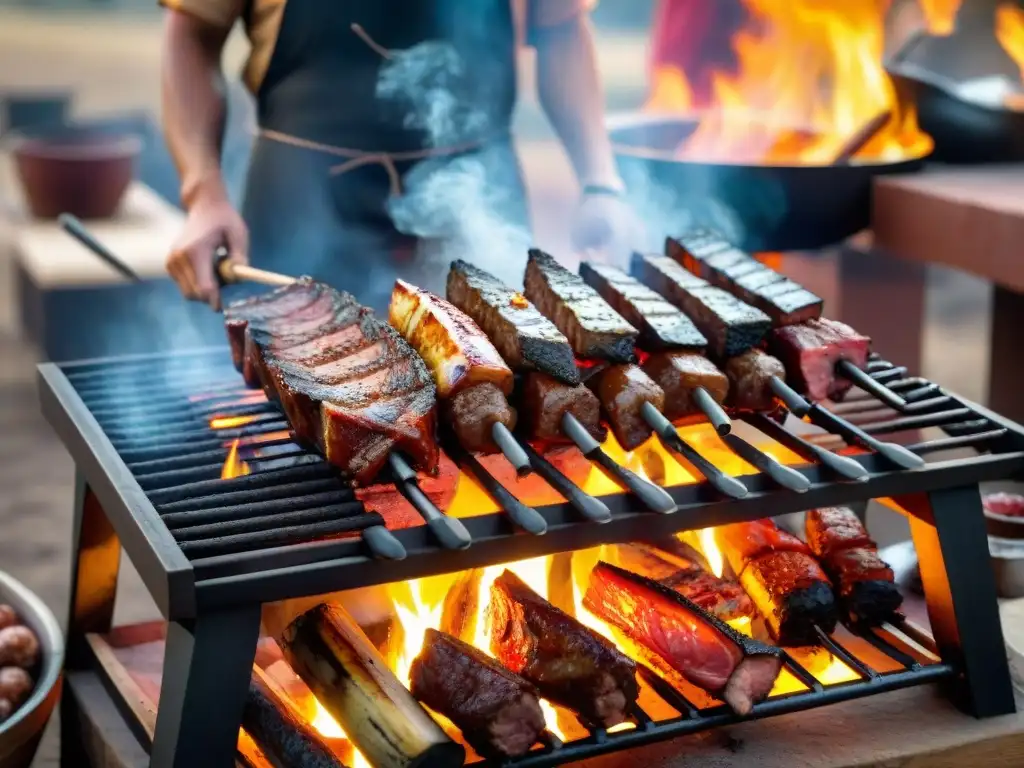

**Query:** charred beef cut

left=715, top=520, right=838, bottom=646
left=668, top=233, right=823, bottom=326
left=390, top=279, right=516, bottom=453
left=224, top=282, right=438, bottom=486
left=519, top=373, right=606, bottom=444
left=447, top=260, right=580, bottom=385
left=225, top=279, right=323, bottom=369
left=769, top=318, right=871, bottom=402
left=724, top=349, right=785, bottom=412
left=585, top=562, right=782, bottom=716
left=631, top=253, right=771, bottom=358
left=488, top=570, right=639, bottom=728
left=524, top=249, right=638, bottom=363
left=578, top=262, right=707, bottom=351
left=641, top=351, right=729, bottom=421
left=410, top=629, right=546, bottom=759
left=589, top=364, right=664, bottom=450
left=805, top=507, right=903, bottom=624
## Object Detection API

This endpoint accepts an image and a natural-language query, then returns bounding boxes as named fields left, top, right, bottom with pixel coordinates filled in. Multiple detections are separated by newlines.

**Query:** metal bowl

left=0, top=572, right=63, bottom=768
left=607, top=111, right=929, bottom=253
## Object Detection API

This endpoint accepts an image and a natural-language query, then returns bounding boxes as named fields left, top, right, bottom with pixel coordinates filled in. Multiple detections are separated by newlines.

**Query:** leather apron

left=241, top=0, right=530, bottom=311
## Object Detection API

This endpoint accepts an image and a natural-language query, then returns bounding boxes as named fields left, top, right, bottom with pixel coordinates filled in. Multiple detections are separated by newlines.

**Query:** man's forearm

left=534, top=17, right=622, bottom=191
left=161, top=11, right=232, bottom=208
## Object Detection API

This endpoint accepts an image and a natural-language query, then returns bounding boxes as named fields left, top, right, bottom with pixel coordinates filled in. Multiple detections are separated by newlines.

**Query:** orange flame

left=221, top=439, right=251, bottom=479
left=210, top=415, right=258, bottom=430
left=918, top=0, right=963, bottom=36
left=996, top=2, right=1024, bottom=82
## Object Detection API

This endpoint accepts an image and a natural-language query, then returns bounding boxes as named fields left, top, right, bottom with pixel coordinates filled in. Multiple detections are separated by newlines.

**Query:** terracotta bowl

left=0, top=571, right=63, bottom=768
left=11, top=127, right=141, bottom=220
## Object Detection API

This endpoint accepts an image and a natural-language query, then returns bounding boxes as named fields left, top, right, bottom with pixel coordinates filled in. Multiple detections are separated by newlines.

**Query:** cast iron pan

left=607, top=111, right=928, bottom=253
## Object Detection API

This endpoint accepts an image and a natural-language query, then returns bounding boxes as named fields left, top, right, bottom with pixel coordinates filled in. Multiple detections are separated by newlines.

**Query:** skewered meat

left=524, top=249, right=638, bottom=363
left=585, top=562, right=783, bottom=716
left=389, top=280, right=516, bottom=453
left=225, top=282, right=438, bottom=485
left=519, top=373, right=606, bottom=443
left=668, top=233, right=823, bottom=326
left=589, top=364, right=664, bottom=450
left=578, top=262, right=707, bottom=351
left=724, top=349, right=785, bottom=412
left=489, top=570, right=639, bottom=728
left=447, top=260, right=580, bottom=385
left=715, top=520, right=838, bottom=646
left=641, top=351, right=729, bottom=421
left=615, top=543, right=754, bottom=621
left=805, top=507, right=903, bottom=624
left=769, top=318, right=871, bottom=402
left=631, top=253, right=771, bottom=358
left=410, top=629, right=546, bottom=759
left=225, top=279, right=324, bottom=369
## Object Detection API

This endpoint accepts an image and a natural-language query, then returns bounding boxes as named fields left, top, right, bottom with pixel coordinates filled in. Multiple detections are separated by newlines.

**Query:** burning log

left=409, top=629, right=547, bottom=759
left=585, top=562, right=784, bottom=716
left=488, top=569, right=639, bottom=728
left=269, top=601, right=465, bottom=768
left=440, top=568, right=484, bottom=643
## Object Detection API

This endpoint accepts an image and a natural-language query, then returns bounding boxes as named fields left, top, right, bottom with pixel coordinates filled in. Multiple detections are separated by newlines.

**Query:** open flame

left=919, top=0, right=963, bottom=35
left=996, top=2, right=1024, bottom=82
left=221, top=439, right=251, bottom=479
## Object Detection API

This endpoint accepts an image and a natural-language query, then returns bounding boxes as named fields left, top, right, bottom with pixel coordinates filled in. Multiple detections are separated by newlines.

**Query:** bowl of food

left=9, top=125, right=141, bottom=220
left=0, top=571, right=63, bottom=768
left=983, top=493, right=1024, bottom=540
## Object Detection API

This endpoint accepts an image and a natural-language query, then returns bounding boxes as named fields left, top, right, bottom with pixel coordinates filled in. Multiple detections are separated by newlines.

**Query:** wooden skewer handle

left=216, top=251, right=297, bottom=287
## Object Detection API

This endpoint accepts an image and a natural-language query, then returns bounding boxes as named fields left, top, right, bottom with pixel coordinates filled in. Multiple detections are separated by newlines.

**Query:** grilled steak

left=410, top=629, right=546, bottom=759
left=579, top=262, right=707, bottom=351
left=225, top=279, right=323, bottom=369
left=631, top=253, right=771, bottom=358
left=615, top=543, right=754, bottom=621
left=225, top=282, right=438, bottom=485
left=724, top=349, right=785, bottom=412
left=715, top=520, right=838, bottom=645
left=519, top=372, right=606, bottom=443
left=447, top=260, right=580, bottom=385
left=806, top=507, right=902, bottom=624
left=524, top=249, right=638, bottom=362
left=641, top=351, right=729, bottom=421
left=589, top=364, right=664, bottom=450
left=668, top=232, right=823, bottom=326
left=586, top=562, right=782, bottom=716
left=390, top=280, right=516, bottom=453
left=769, top=318, right=871, bottom=402
left=489, top=570, right=639, bottom=728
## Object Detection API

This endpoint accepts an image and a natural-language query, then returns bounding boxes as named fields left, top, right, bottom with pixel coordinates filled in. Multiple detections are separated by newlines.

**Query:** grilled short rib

left=224, top=282, right=438, bottom=485
left=631, top=253, right=771, bottom=358
left=524, top=249, right=638, bottom=363
left=589, top=364, right=665, bottom=450
left=390, top=280, right=517, bottom=453
left=769, top=318, right=871, bottom=402
left=410, top=629, right=546, bottom=758
left=447, top=260, right=580, bottom=385
left=716, top=519, right=838, bottom=646
left=724, top=348, right=785, bottom=412
left=667, top=233, right=823, bottom=327
left=519, top=373, right=606, bottom=443
left=489, top=570, right=638, bottom=728
left=641, top=351, right=729, bottom=421
left=578, top=262, right=707, bottom=351
left=805, top=507, right=903, bottom=624
left=225, top=278, right=324, bottom=370
left=586, top=562, right=782, bottom=716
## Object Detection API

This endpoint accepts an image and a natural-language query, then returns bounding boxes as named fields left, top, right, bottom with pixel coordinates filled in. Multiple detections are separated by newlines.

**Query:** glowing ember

left=227, top=430, right=294, bottom=448
left=996, top=2, right=1024, bottom=82
left=221, top=439, right=251, bottom=479
left=210, top=414, right=258, bottom=430
left=918, top=0, right=963, bottom=35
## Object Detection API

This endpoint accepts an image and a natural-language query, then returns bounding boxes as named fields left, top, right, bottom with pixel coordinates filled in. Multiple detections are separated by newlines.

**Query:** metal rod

left=779, top=651, right=825, bottom=692
left=871, top=366, right=908, bottom=383
left=562, top=412, right=677, bottom=513
left=836, top=360, right=908, bottom=411
left=521, top=443, right=612, bottom=523
left=719, top=433, right=812, bottom=492
left=491, top=422, right=533, bottom=477
left=59, top=213, right=142, bottom=281
left=692, top=386, right=731, bottom=436
left=176, top=514, right=384, bottom=558
left=814, top=626, right=879, bottom=680
left=453, top=446, right=549, bottom=535
left=857, top=408, right=974, bottom=435
left=743, top=413, right=868, bottom=481
left=853, top=626, right=922, bottom=670
left=905, top=429, right=1007, bottom=455
left=148, top=463, right=337, bottom=506
left=360, top=525, right=408, bottom=560
left=641, top=403, right=747, bottom=499
left=160, top=490, right=357, bottom=528
left=386, top=453, right=472, bottom=550
left=172, top=503, right=366, bottom=542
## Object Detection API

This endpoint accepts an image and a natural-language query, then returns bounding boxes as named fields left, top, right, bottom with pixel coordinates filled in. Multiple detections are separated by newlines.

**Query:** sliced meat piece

left=641, top=351, right=729, bottom=421
left=410, top=629, right=546, bottom=759
left=631, top=253, right=771, bottom=358
left=805, top=507, right=875, bottom=559
left=665, top=231, right=732, bottom=274
left=714, top=519, right=811, bottom=580
left=519, top=373, right=606, bottom=443
left=769, top=318, right=871, bottom=402
left=489, top=570, right=639, bottom=728
left=740, top=550, right=838, bottom=646
left=444, top=383, right=517, bottom=453
left=724, top=349, right=785, bottom=412
left=524, top=249, right=638, bottom=363
left=224, top=278, right=321, bottom=369
left=585, top=562, right=782, bottom=716
left=447, top=260, right=580, bottom=385
left=590, top=364, right=664, bottom=450
left=579, top=261, right=707, bottom=351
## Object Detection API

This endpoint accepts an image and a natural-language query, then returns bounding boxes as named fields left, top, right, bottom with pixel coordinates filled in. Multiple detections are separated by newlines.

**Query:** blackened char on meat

left=489, top=570, right=638, bottom=728
left=524, top=249, right=638, bottom=363
left=769, top=318, right=871, bottom=402
left=447, top=260, right=580, bottom=385
left=224, top=282, right=438, bottom=486
left=410, top=629, right=546, bottom=759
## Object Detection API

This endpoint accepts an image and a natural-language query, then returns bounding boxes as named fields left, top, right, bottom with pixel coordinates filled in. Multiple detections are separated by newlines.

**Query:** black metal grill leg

left=906, top=486, right=1017, bottom=718
left=150, top=606, right=261, bottom=768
